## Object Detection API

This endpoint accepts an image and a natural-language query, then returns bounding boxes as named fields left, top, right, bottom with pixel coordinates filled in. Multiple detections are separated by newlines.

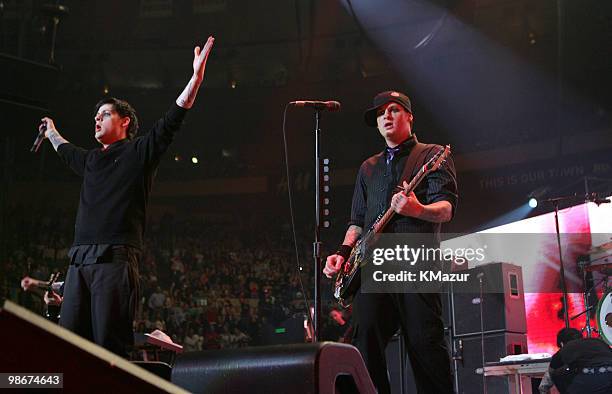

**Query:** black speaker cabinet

left=385, top=332, right=417, bottom=394
left=452, top=262, right=526, bottom=336
left=454, top=332, right=529, bottom=394
left=171, top=342, right=376, bottom=394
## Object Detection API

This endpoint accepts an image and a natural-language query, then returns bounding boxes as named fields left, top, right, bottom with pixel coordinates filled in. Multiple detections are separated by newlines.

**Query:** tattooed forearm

left=343, top=225, right=363, bottom=247
left=47, top=129, right=69, bottom=151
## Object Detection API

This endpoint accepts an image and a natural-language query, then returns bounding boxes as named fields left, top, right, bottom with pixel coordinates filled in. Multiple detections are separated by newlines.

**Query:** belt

left=578, top=366, right=612, bottom=374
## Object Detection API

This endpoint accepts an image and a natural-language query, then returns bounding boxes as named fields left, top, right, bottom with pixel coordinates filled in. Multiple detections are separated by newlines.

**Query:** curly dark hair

left=94, top=97, right=139, bottom=139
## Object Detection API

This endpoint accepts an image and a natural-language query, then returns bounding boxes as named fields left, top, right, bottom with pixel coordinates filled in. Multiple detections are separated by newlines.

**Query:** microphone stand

left=478, top=273, right=487, bottom=394
left=313, top=109, right=322, bottom=341
left=551, top=197, right=571, bottom=328
left=542, top=192, right=611, bottom=329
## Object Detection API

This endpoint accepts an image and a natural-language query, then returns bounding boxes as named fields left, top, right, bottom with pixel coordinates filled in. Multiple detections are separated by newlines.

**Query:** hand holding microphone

left=31, top=117, right=56, bottom=153
left=31, top=119, right=47, bottom=153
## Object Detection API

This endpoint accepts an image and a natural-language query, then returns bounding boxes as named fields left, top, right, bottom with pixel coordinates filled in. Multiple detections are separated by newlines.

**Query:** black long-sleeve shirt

left=349, top=134, right=458, bottom=242
left=547, top=338, right=612, bottom=393
left=58, top=103, right=187, bottom=250
left=550, top=338, right=612, bottom=370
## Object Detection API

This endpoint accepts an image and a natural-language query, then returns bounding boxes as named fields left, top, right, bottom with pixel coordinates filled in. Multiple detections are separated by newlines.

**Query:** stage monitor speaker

left=454, top=332, right=529, bottom=394
left=171, top=342, right=376, bottom=394
left=132, top=361, right=173, bottom=381
left=0, top=300, right=186, bottom=393
left=452, top=262, right=526, bottom=336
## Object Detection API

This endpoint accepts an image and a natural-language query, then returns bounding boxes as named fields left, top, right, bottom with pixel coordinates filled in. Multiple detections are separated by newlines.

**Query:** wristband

left=335, top=244, right=352, bottom=260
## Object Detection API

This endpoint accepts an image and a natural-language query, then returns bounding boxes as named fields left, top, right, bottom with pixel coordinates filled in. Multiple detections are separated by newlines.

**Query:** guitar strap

left=397, top=142, right=434, bottom=188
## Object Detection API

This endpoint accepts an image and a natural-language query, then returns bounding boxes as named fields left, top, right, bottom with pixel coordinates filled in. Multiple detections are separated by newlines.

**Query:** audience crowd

left=1, top=205, right=348, bottom=354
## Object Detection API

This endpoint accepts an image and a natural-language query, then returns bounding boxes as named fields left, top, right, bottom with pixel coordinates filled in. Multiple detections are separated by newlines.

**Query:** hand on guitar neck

left=20, top=273, right=63, bottom=306
left=390, top=181, right=425, bottom=218
left=390, top=180, right=453, bottom=223
left=44, top=290, right=63, bottom=306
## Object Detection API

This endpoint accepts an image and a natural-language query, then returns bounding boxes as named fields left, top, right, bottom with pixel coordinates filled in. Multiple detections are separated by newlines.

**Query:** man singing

left=39, top=36, right=215, bottom=357
left=324, top=90, right=457, bottom=393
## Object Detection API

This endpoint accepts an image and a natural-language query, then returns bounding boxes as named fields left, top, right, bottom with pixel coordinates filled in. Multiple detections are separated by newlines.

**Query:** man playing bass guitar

left=323, top=90, right=458, bottom=394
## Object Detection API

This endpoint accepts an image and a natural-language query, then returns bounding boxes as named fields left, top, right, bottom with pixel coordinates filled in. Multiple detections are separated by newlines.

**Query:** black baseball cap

left=364, top=90, right=412, bottom=127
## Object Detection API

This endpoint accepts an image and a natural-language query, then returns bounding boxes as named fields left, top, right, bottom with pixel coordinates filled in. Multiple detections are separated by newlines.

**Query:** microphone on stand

left=289, top=100, right=341, bottom=112
left=586, top=192, right=610, bottom=205
left=541, top=192, right=610, bottom=205
left=31, top=121, right=47, bottom=153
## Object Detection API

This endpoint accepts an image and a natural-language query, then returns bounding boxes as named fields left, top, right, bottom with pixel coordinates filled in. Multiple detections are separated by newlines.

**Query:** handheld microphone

left=31, top=121, right=47, bottom=153
left=289, top=100, right=341, bottom=112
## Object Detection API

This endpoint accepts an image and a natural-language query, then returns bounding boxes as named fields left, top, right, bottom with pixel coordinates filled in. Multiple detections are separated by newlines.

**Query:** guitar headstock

left=50, top=271, right=60, bottom=283
left=47, top=271, right=60, bottom=291
left=424, top=145, right=451, bottom=173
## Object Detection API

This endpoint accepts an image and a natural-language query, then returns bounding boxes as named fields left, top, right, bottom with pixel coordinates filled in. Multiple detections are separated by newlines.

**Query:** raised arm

left=176, top=36, right=215, bottom=109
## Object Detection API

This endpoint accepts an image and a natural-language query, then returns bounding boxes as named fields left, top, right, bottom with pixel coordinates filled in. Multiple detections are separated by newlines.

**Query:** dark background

left=1, top=0, right=611, bottom=248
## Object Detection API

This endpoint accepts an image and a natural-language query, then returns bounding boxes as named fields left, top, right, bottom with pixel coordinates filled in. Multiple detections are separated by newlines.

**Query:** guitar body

left=43, top=272, right=61, bottom=323
left=333, top=239, right=366, bottom=307
left=45, top=304, right=61, bottom=324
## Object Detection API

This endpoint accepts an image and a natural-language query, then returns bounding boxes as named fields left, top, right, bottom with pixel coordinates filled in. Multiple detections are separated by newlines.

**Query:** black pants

left=351, top=291, right=453, bottom=394
left=59, top=247, right=140, bottom=358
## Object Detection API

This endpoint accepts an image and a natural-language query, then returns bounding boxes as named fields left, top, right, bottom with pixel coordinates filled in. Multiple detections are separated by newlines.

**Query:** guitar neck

left=371, top=165, right=429, bottom=234
left=38, top=272, right=60, bottom=291
left=35, top=280, right=52, bottom=289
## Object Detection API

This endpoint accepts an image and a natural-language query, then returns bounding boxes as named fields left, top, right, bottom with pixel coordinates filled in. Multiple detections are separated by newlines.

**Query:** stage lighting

left=191, top=156, right=198, bottom=164
left=528, top=198, right=538, bottom=208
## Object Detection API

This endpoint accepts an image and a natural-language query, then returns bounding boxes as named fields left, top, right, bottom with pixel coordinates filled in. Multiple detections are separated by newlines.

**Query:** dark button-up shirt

left=349, top=134, right=458, bottom=242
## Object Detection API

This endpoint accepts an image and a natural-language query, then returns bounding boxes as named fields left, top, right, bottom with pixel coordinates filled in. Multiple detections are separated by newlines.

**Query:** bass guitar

left=333, top=145, right=451, bottom=307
